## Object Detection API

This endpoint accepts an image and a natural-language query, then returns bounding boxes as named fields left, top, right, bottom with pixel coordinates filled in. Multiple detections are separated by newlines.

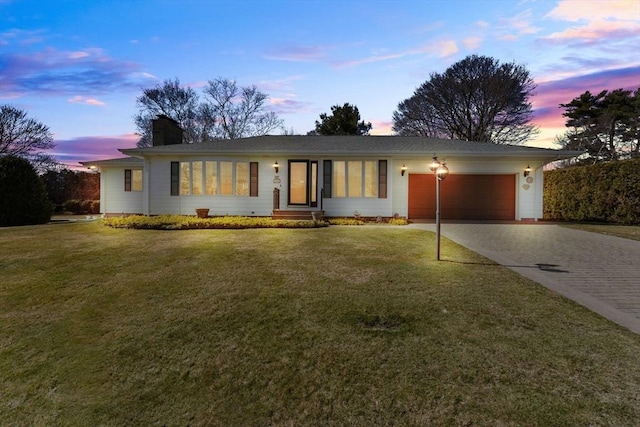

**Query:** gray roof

left=80, top=157, right=143, bottom=167
left=119, top=135, right=582, bottom=162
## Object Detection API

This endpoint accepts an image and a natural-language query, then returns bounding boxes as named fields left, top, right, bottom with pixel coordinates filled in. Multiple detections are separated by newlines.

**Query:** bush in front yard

left=544, top=159, right=640, bottom=224
left=103, top=215, right=328, bottom=230
left=0, top=155, right=53, bottom=227
left=63, top=199, right=82, bottom=214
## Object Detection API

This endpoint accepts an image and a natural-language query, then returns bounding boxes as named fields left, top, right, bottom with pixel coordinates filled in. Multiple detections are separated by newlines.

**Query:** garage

left=408, top=174, right=516, bottom=220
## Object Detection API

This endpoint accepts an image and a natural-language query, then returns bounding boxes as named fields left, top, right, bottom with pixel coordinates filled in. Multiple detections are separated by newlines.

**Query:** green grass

left=1, top=222, right=639, bottom=426
left=559, top=223, right=640, bottom=241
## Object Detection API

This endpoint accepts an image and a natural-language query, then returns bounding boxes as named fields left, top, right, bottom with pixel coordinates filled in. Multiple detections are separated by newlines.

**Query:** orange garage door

left=408, top=174, right=516, bottom=220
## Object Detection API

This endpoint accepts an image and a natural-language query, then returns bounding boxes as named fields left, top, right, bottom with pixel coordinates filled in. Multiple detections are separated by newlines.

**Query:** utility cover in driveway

left=408, top=174, right=516, bottom=220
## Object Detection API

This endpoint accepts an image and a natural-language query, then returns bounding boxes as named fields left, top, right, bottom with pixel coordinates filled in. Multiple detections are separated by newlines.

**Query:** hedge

left=103, top=215, right=328, bottom=230
left=0, top=155, right=53, bottom=227
left=544, top=159, right=640, bottom=224
left=62, top=199, right=100, bottom=214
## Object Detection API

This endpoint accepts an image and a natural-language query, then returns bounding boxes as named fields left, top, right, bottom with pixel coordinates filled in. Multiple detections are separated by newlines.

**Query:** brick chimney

left=152, top=115, right=183, bottom=146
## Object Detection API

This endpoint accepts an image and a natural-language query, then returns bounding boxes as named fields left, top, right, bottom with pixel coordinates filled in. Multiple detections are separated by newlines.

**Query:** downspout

left=143, top=159, right=151, bottom=215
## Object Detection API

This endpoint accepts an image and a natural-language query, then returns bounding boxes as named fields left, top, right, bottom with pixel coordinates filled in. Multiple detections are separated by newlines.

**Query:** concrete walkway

left=409, top=223, right=640, bottom=335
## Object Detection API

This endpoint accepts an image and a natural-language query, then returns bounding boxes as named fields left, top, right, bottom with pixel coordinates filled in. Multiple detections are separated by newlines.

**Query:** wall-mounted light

left=273, top=161, right=279, bottom=174
left=401, top=164, right=407, bottom=176
left=524, top=165, right=532, bottom=177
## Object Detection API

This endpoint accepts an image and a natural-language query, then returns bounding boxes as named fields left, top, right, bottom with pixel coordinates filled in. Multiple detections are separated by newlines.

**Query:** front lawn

left=1, top=222, right=639, bottom=425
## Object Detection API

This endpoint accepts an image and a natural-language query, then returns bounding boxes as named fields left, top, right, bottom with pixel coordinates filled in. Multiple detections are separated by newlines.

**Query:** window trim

left=250, top=162, right=258, bottom=197
left=323, top=160, right=332, bottom=198
left=125, top=169, right=142, bottom=192
left=124, top=169, right=132, bottom=192
left=170, top=162, right=179, bottom=196
left=378, top=160, right=387, bottom=199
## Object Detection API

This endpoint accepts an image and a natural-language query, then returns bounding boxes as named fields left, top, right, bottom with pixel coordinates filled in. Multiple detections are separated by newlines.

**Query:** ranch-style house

left=82, top=116, right=581, bottom=221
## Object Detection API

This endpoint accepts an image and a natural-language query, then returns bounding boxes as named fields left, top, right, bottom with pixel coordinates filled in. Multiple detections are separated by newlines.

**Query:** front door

left=288, top=160, right=318, bottom=207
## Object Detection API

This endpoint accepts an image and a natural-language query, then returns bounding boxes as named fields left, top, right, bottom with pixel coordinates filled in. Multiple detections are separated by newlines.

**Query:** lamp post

left=429, top=156, right=449, bottom=260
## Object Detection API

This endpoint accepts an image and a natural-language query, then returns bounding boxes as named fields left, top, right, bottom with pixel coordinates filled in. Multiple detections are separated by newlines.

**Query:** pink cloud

left=546, top=0, right=638, bottom=22
left=68, top=51, right=91, bottom=59
left=0, top=47, right=153, bottom=97
left=256, top=75, right=305, bottom=93
left=543, top=0, right=640, bottom=43
left=496, top=9, right=541, bottom=41
left=268, top=98, right=314, bottom=115
left=543, top=20, right=640, bottom=42
left=530, top=66, right=640, bottom=146
left=370, top=120, right=393, bottom=135
left=334, top=39, right=458, bottom=68
left=67, top=95, right=106, bottom=106
left=49, top=133, right=139, bottom=169
left=462, top=36, right=483, bottom=50
left=0, top=28, right=47, bottom=46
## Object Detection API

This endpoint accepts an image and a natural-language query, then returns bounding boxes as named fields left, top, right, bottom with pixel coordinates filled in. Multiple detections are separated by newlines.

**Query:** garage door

left=408, top=174, right=516, bottom=220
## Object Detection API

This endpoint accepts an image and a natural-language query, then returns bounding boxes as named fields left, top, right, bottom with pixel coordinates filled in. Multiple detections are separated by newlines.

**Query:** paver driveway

left=411, top=223, right=640, bottom=334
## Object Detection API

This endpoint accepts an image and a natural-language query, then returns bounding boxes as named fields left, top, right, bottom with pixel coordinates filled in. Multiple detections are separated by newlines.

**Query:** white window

left=332, top=160, right=377, bottom=198
left=178, top=160, right=252, bottom=197
left=205, top=161, right=217, bottom=195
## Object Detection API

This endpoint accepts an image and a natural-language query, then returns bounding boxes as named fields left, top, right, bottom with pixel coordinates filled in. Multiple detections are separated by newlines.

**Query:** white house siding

left=317, top=158, right=394, bottom=218
left=101, top=167, right=143, bottom=215
left=144, top=156, right=398, bottom=218
left=321, top=197, right=394, bottom=218
left=147, top=157, right=275, bottom=216
left=517, top=161, right=545, bottom=220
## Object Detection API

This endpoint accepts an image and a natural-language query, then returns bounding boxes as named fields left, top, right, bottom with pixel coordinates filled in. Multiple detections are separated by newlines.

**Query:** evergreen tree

left=314, top=103, right=372, bottom=135
left=0, top=155, right=53, bottom=226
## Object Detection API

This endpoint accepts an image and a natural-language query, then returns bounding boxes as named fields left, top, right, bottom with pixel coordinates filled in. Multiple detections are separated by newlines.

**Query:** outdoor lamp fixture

left=273, top=161, right=279, bottom=174
left=429, top=156, right=440, bottom=173
left=430, top=156, right=449, bottom=261
left=401, top=164, right=407, bottom=176
left=524, top=164, right=532, bottom=177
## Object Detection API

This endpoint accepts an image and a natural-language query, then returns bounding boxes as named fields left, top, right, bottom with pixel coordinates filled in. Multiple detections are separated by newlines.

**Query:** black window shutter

left=170, top=162, right=179, bottom=196
left=378, top=160, right=387, bottom=199
left=323, top=160, right=332, bottom=198
left=250, top=162, right=258, bottom=197
left=124, top=169, right=132, bottom=192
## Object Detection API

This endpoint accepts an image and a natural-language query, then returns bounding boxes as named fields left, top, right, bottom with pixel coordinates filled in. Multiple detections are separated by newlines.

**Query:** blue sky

left=2, top=0, right=639, bottom=168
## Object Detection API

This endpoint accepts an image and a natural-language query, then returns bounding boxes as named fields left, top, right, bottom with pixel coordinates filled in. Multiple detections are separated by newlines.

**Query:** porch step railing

left=273, top=187, right=280, bottom=211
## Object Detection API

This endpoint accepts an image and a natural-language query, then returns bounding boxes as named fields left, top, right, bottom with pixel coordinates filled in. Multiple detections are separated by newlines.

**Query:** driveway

left=410, top=223, right=640, bottom=334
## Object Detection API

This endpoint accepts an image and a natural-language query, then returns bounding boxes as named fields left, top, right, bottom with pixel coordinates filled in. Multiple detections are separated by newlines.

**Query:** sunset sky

left=2, top=0, right=639, bottom=169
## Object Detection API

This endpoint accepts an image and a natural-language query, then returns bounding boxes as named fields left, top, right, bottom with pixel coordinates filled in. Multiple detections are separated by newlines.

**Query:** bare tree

left=393, top=55, right=538, bottom=145
left=202, top=78, right=283, bottom=140
left=0, top=105, right=56, bottom=172
left=134, top=77, right=283, bottom=146
left=134, top=78, right=200, bottom=147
